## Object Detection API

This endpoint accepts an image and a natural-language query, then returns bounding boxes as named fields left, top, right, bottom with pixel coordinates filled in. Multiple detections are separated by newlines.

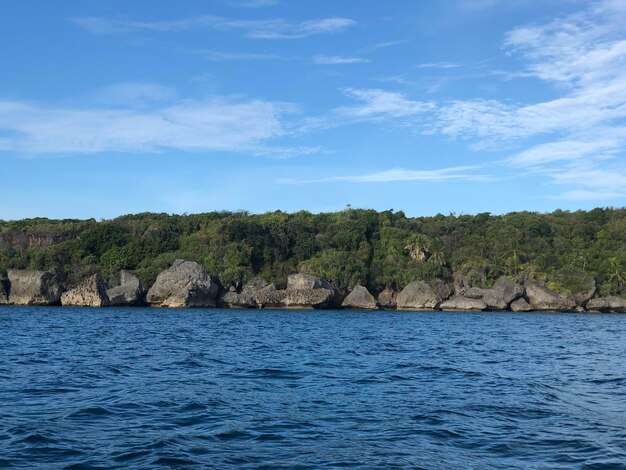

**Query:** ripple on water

left=0, top=307, right=625, bottom=468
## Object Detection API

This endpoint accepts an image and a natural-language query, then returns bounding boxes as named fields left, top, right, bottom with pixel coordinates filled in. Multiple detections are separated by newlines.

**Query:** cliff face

left=7, top=269, right=66, bottom=305
left=0, top=230, right=80, bottom=249
left=61, top=274, right=110, bottom=307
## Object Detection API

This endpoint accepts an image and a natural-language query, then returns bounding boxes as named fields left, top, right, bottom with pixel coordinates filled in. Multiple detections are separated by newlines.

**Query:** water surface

left=1, top=307, right=625, bottom=468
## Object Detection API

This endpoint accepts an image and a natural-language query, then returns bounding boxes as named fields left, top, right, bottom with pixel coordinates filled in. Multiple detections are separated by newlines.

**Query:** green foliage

left=0, top=208, right=624, bottom=296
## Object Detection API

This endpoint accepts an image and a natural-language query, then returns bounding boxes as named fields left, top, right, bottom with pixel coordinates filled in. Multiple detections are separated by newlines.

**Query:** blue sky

left=1, top=0, right=626, bottom=219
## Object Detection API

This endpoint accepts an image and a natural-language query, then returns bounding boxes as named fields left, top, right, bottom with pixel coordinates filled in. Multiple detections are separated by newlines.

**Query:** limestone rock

left=219, top=279, right=275, bottom=308
left=453, top=271, right=471, bottom=295
left=524, top=283, right=576, bottom=312
left=7, top=269, right=66, bottom=305
left=586, top=296, right=626, bottom=313
left=255, top=274, right=334, bottom=309
left=283, top=288, right=334, bottom=309
left=287, top=273, right=332, bottom=291
left=461, top=276, right=523, bottom=310
left=377, top=287, right=397, bottom=309
left=342, top=285, right=378, bottom=310
left=510, top=298, right=533, bottom=312
left=440, top=296, right=488, bottom=311
left=254, top=287, right=334, bottom=309
left=106, top=270, right=145, bottom=306
left=147, top=260, right=219, bottom=308
left=61, top=274, right=110, bottom=307
left=397, top=281, right=452, bottom=310
left=254, top=288, right=288, bottom=308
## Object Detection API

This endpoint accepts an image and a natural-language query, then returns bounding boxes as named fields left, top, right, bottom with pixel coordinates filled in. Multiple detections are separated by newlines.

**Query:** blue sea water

left=0, top=307, right=625, bottom=469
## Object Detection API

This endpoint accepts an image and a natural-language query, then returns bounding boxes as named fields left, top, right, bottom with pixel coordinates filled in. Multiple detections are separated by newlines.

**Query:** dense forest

left=1, top=208, right=625, bottom=298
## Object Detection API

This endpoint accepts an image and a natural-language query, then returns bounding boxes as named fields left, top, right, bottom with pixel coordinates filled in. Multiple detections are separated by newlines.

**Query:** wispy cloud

left=72, top=15, right=356, bottom=39
left=312, top=55, right=370, bottom=65
left=194, top=49, right=282, bottom=61
left=91, top=82, right=177, bottom=105
left=415, top=62, right=460, bottom=69
left=313, top=1, right=626, bottom=201
left=0, top=96, right=299, bottom=155
left=336, top=88, right=433, bottom=118
left=277, top=165, right=490, bottom=184
left=360, top=39, right=408, bottom=52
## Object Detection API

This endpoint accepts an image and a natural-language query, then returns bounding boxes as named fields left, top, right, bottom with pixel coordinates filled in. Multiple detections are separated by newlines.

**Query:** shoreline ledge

left=1, top=260, right=625, bottom=313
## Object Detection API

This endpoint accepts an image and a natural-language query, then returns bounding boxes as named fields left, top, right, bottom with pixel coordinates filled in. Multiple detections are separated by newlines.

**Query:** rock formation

left=440, top=296, right=488, bottom=311
left=7, top=269, right=66, bottom=305
left=106, top=270, right=145, bottom=306
left=254, top=273, right=334, bottom=309
left=524, top=282, right=576, bottom=312
left=219, top=280, right=276, bottom=308
left=376, top=287, right=397, bottom=309
left=586, top=296, right=626, bottom=313
left=396, top=280, right=452, bottom=310
left=287, top=273, right=333, bottom=291
left=341, top=285, right=378, bottom=310
left=510, top=298, right=533, bottom=312
left=61, top=274, right=110, bottom=307
left=147, top=260, right=219, bottom=308
left=460, top=276, right=524, bottom=310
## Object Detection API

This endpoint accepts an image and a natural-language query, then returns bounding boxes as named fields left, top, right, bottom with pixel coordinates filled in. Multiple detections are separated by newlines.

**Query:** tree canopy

left=1, top=208, right=625, bottom=297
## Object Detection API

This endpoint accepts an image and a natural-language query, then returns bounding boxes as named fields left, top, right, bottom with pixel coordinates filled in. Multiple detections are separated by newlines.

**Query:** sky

left=1, top=0, right=626, bottom=220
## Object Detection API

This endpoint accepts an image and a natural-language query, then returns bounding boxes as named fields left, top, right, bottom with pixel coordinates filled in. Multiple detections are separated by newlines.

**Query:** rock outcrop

left=219, top=280, right=276, bottom=308
left=396, top=280, right=452, bottom=310
left=0, top=280, right=9, bottom=304
left=453, top=272, right=471, bottom=295
left=106, top=270, right=145, bottom=306
left=440, top=296, right=488, bottom=311
left=460, top=276, right=524, bottom=310
left=254, top=273, right=334, bottom=309
left=287, top=273, right=332, bottom=291
left=524, top=283, right=576, bottom=312
left=255, top=288, right=335, bottom=309
left=341, top=285, right=378, bottom=310
left=147, top=260, right=219, bottom=308
left=510, top=298, right=533, bottom=312
left=586, top=296, right=626, bottom=313
left=377, top=287, right=397, bottom=309
left=61, top=274, right=110, bottom=307
left=7, top=269, right=66, bottom=305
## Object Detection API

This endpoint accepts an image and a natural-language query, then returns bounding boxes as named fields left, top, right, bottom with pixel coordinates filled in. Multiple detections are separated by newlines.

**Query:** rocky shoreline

left=1, top=259, right=625, bottom=313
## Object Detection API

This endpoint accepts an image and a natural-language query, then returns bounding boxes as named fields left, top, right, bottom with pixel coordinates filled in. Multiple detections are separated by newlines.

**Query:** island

left=1, top=208, right=625, bottom=312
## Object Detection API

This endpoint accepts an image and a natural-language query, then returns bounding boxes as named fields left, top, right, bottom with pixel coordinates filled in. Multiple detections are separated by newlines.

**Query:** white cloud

left=278, top=165, right=489, bottom=184
left=336, top=88, right=433, bottom=119
left=507, top=130, right=626, bottom=167
left=360, top=39, right=408, bottom=52
left=72, top=15, right=356, bottom=39
left=196, top=50, right=282, bottom=61
left=92, top=82, right=177, bottom=105
left=415, top=62, right=460, bottom=69
left=416, top=0, right=626, bottom=201
left=0, top=97, right=296, bottom=154
left=312, top=55, right=370, bottom=65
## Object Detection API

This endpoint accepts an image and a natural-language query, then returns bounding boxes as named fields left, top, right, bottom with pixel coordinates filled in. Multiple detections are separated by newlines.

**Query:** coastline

left=2, top=262, right=625, bottom=313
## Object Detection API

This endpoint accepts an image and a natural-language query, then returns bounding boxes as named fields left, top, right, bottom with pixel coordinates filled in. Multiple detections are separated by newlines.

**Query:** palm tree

left=427, top=238, right=446, bottom=267
left=404, top=234, right=430, bottom=262
left=607, top=257, right=626, bottom=290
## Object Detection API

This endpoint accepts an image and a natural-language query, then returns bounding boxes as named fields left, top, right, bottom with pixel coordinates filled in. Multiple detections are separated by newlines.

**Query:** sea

left=1, top=307, right=625, bottom=469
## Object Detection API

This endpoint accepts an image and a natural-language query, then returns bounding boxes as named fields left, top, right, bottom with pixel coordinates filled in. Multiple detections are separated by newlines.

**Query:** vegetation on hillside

left=1, top=208, right=625, bottom=297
